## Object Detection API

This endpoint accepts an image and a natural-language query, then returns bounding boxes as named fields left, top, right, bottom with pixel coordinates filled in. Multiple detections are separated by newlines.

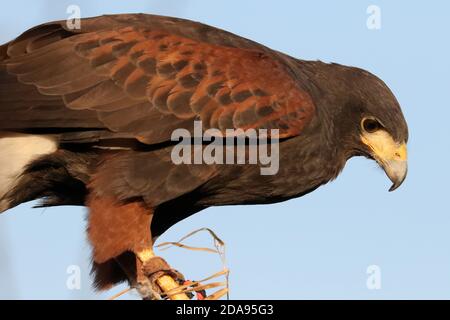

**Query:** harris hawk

left=0, top=14, right=408, bottom=298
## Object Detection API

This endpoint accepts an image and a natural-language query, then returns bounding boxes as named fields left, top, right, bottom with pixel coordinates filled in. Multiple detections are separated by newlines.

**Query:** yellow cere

left=361, top=130, right=407, bottom=162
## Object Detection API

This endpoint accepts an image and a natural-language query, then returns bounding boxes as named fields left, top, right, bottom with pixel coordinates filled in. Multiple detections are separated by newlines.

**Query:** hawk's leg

left=87, top=196, right=189, bottom=300
left=134, top=248, right=189, bottom=300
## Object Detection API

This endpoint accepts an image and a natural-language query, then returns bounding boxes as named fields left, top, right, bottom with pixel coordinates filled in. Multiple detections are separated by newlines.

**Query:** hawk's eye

left=362, top=118, right=382, bottom=133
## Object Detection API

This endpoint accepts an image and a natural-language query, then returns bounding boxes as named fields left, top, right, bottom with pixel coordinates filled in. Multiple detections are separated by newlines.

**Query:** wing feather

left=1, top=14, right=315, bottom=144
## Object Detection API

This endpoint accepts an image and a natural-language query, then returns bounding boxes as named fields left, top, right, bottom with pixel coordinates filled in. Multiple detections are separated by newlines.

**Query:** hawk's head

left=304, top=61, right=408, bottom=191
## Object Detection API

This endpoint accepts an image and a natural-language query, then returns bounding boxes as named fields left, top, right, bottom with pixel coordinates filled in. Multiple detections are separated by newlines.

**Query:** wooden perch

left=132, top=228, right=229, bottom=301
left=156, top=274, right=190, bottom=300
left=137, top=249, right=190, bottom=300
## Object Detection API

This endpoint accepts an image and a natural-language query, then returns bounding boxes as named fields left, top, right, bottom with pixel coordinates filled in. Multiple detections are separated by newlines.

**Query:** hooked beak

left=361, top=131, right=408, bottom=192
left=384, top=158, right=407, bottom=191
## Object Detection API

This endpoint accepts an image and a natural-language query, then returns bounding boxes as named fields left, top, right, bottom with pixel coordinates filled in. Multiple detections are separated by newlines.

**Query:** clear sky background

left=0, top=0, right=449, bottom=299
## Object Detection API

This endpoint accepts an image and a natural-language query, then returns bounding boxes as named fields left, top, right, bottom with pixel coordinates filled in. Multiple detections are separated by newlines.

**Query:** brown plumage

left=0, top=14, right=408, bottom=295
left=0, top=14, right=314, bottom=141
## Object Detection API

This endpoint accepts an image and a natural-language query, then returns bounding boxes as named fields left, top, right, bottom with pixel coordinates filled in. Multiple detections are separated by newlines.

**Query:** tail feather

left=0, top=200, right=8, bottom=213
left=0, top=133, right=58, bottom=211
left=2, top=148, right=98, bottom=212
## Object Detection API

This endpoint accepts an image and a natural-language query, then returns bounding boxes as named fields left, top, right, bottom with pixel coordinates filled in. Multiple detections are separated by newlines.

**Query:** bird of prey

left=0, top=14, right=408, bottom=298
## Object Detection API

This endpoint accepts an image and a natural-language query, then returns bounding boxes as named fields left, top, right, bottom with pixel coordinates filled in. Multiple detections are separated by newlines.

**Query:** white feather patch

left=0, top=133, right=58, bottom=205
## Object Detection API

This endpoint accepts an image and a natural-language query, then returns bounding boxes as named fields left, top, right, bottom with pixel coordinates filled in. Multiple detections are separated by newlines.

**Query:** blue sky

left=0, top=0, right=449, bottom=299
